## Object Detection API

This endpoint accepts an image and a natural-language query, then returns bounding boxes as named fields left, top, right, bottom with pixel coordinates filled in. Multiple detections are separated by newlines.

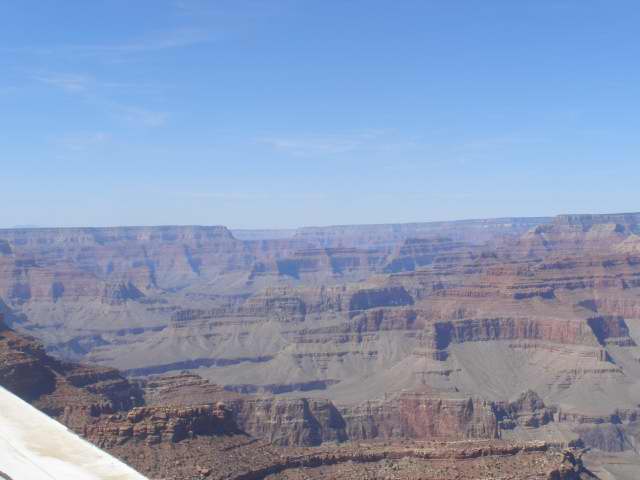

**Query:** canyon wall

left=2, top=213, right=640, bottom=476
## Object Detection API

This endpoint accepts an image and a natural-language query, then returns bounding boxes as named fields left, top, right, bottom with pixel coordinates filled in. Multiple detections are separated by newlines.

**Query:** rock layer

left=3, top=213, right=640, bottom=476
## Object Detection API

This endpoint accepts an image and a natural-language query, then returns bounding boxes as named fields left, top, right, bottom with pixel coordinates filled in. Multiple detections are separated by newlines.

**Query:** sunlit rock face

left=2, top=214, right=640, bottom=477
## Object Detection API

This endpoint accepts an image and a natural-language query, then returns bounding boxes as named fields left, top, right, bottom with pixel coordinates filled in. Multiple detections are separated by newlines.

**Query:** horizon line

left=2, top=210, right=640, bottom=233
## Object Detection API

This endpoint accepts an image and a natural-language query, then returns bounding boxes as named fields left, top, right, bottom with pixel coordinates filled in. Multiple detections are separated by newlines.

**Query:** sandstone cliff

left=3, top=214, right=640, bottom=476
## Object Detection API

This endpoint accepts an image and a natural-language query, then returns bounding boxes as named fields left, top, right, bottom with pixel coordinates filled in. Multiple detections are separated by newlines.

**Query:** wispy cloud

left=33, top=72, right=163, bottom=96
left=259, top=131, right=388, bottom=156
left=11, top=28, right=212, bottom=59
left=259, top=130, right=545, bottom=168
left=75, top=28, right=211, bottom=56
left=33, top=71, right=169, bottom=128
left=116, top=105, right=169, bottom=127
left=461, top=135, right=546, bottom=152
left=34, top=73, right=92, bottom=92
left=51, top=132, right=112, bottom=151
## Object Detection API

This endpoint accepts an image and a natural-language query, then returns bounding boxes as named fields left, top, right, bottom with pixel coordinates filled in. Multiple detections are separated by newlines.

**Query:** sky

left=1, top=0, right=638, bottom=229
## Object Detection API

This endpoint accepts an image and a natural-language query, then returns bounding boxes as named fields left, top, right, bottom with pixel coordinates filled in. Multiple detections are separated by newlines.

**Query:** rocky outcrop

left=171, top=284, right=417, bottom=328
left=430, top=317, right=601, bottom=351
left=0, top=318, right=56, bottom=399
left=342, top=392, right=498, bottom=441
left=586, top=315, right=636, bottom=346
left=272, top=248, right=388, bottom=278
left=495, top=390, right=554, bottom=429
left=384, top=237, right=469, bottom=273
left=516, top=214, right=640, bottom=257
left=0, top=314, right=143, bottom=432
left=85, top=382, right=500, bottom=449
left=554, top=213, right=640, bottom=228
left=230, top=397, right=347, bottom=446
left=0, top=225, right=247, bottom=306
left=347, top=286, right=414, bottom=313
left=547, top=449, right=598, bottom=480
left=573, top=424, right=628, bottom=452
left=136, top=373, right=503, bottom=447
left=141, top=373, right=239, bottom=406
left=141, top=374, right=498, bottom=447
left=86, top=403, right=237, bottom=447
left=102, top=281, right=145, bottom=304
left=136, top=375, right=349, bottom=448
left=224, top=442, right=593, bottom=480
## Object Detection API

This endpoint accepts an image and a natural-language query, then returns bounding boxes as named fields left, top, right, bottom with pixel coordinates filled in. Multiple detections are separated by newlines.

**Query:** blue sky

left=1, top=0, right=638, bottom=229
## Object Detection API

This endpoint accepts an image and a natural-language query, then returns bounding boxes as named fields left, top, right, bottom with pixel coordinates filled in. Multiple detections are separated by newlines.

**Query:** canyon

left=0, top=316, right=594, bottom=479
left=2, top=213, right=640, bottom=478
